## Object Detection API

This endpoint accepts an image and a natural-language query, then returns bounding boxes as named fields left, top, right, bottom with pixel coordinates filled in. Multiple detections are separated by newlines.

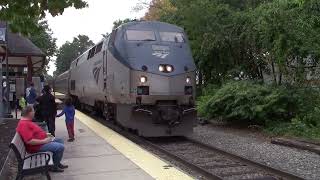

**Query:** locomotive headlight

left=166, top=65, right=173, bottom=72
left=159, top=65, right=165, bottom=72
left=140, top=76, right=147, bottom=83
left=186, top=77, right=191, bottom=84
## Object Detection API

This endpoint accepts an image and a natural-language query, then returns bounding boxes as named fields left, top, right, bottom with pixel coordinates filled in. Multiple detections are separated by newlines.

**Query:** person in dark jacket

left=56, top=98, right=75, bottom=142
left=37, top=85, right=57, bottom=136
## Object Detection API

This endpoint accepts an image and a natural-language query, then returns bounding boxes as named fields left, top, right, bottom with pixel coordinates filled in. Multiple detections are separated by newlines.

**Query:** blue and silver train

left=55, top=21, right=197, bottom=137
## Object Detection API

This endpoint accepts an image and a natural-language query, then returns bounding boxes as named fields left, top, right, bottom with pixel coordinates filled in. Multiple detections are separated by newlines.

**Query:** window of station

left=160, top=32, right=185, bottom=43
left=126, top=30, right=156, bottom=41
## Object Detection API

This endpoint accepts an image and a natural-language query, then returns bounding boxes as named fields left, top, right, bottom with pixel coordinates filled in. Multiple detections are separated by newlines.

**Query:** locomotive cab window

left=71, top=80, right=76, bottom=90
left=95, top=42, right=103, bottom=54
left=87, top=46, right=96, bottom=60
left=160, top=32, right=185, bottom=43
left=126, top=30, right=156, bottom=41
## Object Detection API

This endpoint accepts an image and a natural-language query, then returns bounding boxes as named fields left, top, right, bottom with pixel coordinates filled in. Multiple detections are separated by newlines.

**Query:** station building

left=0, top=21, right=46, bottom=113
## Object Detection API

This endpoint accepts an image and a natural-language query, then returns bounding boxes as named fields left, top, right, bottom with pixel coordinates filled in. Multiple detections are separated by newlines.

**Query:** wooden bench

left=9, top=133, right=54, bottom=180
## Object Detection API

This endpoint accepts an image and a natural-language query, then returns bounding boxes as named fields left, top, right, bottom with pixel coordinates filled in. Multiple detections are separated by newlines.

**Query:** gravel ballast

left=188, top=124, right=320, bottom=180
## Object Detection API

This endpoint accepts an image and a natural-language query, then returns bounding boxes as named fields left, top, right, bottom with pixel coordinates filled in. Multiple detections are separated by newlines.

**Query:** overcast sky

left=46, top=0, right=149, bottom=75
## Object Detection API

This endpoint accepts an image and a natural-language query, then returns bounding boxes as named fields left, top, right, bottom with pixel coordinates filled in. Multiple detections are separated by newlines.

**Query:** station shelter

left=0, top=23, right=46, bottom=110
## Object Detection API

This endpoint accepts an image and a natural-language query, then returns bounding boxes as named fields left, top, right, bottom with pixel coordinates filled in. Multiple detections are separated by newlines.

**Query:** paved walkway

left=52, top=110, right=193, bottom=180
left=53, top=114, right=152, bottom=180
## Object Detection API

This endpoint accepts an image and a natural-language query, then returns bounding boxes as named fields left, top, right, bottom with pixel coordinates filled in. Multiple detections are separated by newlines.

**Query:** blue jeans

left=39, top=138, right=65, bottom=167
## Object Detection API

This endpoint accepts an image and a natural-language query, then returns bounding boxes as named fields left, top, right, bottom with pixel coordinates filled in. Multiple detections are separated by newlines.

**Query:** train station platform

left=52, top=110, right=194, bottom=180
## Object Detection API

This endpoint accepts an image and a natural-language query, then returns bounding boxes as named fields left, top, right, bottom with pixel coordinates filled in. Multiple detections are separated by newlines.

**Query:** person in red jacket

left=16, top=106, right=68, bottom=172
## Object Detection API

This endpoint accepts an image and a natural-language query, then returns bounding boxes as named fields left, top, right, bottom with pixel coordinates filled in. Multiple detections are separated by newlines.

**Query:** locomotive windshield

left=160, top=32, right=185, bottom=43
left=126, top=30, right=156, bottom=41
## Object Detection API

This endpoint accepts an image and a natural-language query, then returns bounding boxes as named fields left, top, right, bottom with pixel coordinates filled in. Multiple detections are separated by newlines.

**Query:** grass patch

left=265, top=120, right=320, bottom=140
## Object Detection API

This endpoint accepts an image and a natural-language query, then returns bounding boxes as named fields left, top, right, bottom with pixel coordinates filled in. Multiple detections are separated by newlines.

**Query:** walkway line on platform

left=75, top=110, right=194, bottom=180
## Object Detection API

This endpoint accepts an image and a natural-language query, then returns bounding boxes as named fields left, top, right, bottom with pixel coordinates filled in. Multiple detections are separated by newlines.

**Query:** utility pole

left=0, top=21, right=6, bottom=121
left=5, top=21, right=9, bottom=116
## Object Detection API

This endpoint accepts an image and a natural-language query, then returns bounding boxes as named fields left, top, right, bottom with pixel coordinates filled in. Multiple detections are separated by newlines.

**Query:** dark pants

left=44, top=115, right=56, bottom=136
left=66, top=121, right=75, bottom=139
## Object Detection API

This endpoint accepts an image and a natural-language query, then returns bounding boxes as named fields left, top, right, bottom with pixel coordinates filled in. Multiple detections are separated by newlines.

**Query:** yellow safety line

left=75, top=110, right=194, bottom=180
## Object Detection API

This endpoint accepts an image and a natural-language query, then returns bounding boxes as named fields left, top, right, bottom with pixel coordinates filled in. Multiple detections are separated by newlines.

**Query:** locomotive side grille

left=137, top=86, right=149, bottom=95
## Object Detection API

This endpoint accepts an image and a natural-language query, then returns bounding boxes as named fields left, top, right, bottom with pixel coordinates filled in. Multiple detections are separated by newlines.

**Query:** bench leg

left=45, top=171, right=51, bottom=180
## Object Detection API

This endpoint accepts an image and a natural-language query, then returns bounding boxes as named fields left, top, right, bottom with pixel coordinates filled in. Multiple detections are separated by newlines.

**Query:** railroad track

left=86, top=111, right=306, bottom=180
left=143, top=137, right=305, bottom=180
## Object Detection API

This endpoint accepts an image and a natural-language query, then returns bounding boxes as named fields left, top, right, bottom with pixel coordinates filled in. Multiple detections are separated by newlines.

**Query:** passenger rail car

left=55, top=21, right=197, bottom=137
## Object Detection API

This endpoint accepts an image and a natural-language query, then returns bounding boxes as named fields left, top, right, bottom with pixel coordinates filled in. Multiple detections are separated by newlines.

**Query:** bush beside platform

left=197, top=81, right=320, bottom=141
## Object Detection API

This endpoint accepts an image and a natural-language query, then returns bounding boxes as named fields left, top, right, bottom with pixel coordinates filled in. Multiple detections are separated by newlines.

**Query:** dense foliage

left=54, top=35, right=94, bottom=75
left=197, top=81, right=320, bottom=139
left=198, top=81, right=295, bottom=124
left=29, top=21, right=57, bottom=74
left=143, top=0, right=320, bottom=86
left=141, top=0, right=320, bottom=139
left=0, top=0, right=87, bottom=34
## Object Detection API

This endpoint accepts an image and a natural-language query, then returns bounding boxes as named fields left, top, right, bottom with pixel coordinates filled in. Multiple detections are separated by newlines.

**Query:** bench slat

left=11, top=133, right=26, bottom=160
left=23, top=153, right=54, bottom=170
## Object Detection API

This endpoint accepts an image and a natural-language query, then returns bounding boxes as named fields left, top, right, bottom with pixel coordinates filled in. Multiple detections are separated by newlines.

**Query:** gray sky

left=46, top=0, right=149, bottom=75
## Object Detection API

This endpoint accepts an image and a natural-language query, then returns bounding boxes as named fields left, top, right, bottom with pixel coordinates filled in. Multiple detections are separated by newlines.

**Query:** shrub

left=197, top=84, right=219, bottom=117
left=197, top=81, right=296, bottom=125
left=197, top=81, right=320, bottom=139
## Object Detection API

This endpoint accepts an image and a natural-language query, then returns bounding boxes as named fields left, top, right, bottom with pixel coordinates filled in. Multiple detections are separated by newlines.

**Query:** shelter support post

left=27, top=56, right=33, bottom=82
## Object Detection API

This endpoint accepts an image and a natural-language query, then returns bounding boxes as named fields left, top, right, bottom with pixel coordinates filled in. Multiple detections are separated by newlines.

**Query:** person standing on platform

left=26, top=82, right=37, bottom=106
left=19, top=94, right=26, bottom=110
left=56, top=98, right=75, bottom=142
left=37, top=85, right=57, bottom=136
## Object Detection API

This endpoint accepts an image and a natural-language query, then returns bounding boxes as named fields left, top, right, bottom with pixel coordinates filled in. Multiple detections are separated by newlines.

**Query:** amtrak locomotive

left=55, top=21, right=197, bottom=137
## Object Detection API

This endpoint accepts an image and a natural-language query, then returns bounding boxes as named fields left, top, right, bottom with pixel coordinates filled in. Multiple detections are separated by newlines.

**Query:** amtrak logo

left=92, top=66, right=102, bottom=84
left=152, top=45, right=170, bottom=59
left=152, top=51, right=170, bottom=59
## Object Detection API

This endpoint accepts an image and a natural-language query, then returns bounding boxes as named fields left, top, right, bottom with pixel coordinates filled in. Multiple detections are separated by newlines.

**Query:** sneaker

left=58, top=164, right=69, bottom=169
left=67, top=138, right=75, bottom=142
left=50, top=167, right=64, bottom=173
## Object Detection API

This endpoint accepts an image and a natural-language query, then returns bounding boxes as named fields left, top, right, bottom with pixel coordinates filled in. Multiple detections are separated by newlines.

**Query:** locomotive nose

left=155, top=104, right=181, bottom=127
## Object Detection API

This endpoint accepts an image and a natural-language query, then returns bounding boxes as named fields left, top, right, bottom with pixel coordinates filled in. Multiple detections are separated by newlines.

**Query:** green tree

left=55, top=35, right=94, bottom=75
left=141, top=0, right=320, bottom=86
left=0, top=0, right=87, bottom=34
left=113, top=18, right=134, bottom=29
left=250, top=0, right=320, bottom=85
left=29, top=21, right=57, bottom=73
left=102, top=32, right=110, bottom=38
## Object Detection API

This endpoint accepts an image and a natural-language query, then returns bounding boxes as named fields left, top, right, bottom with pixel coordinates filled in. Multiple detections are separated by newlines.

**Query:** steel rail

left=185, top=138, right=306, bottom=180
left=141, top=137, right=224, bottom=180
